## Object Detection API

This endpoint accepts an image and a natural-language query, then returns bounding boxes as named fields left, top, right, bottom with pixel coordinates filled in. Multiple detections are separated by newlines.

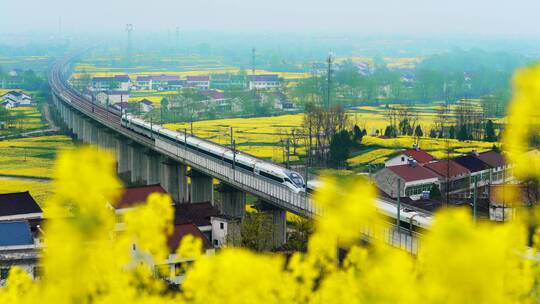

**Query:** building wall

left=385, top=154, right=409, bottom=167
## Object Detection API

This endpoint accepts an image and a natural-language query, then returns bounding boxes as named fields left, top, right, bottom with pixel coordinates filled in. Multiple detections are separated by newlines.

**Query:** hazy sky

left=2, top=0, right=540, bottom=35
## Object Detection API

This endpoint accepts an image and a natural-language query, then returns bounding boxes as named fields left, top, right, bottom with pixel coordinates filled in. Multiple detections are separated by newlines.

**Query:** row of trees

left=290, top=49, right=521, bottom=116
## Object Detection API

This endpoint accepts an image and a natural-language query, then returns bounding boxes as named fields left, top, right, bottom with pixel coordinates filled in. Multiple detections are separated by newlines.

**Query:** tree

left=484, top=119, right=497, bottom=142
left=449, top=125, right=456, bottom=139
left=414, top=125, right=423, bottom=138
left=282, top=218, right=313, bottom=252
left=353, top=124, right=364, bottom=144
left=240, top=212, right=274, bottom=252
left=430, top=184, right=442, bottom=199
left=457, top=124, right=469, bottom=141
left=384, top=125, right=397, bottom=138
left=429, top=129, right=437, bottom=138
left=329, top=130, right=352, bottom=169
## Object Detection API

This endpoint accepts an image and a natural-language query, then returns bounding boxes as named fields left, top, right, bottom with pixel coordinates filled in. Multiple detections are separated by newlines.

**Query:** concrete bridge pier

left=128, top=143, right=144, bottom=185
left=190, top=170, right=214, bottom=204
left=143, top=150, right=161, bottom=185
left=116, top=137, right=131, bottom=182
left=89, top=123, right=99, bottom=145
left=217, top=183, right=246, bottom=218
left=257, top=201, right=287, bottom=248
left=161, top=159, right=188, bottom=203
left=97, top=127, right=110, bottom=151
left=77, top=114, right=85, bottom=141
left=82, top=118, right=92, bottom=143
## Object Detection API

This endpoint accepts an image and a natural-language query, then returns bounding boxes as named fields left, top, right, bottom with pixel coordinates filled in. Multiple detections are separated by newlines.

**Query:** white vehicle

left=121, top=114, right=306, bottom=193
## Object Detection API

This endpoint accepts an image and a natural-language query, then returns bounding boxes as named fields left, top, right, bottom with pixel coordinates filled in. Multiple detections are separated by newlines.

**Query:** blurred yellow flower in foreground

left=3, top=61, right=540, bottom=302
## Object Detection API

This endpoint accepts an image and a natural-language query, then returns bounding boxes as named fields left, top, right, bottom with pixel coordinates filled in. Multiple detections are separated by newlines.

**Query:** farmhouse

left=152, top=75, right=181, bottom=91
left=384, top=146, right=436, bottom=167
left=424, top=160, right=471, bottom=195
left=138, top=99, right=154, bottom=113
left=453, top=153, right=492, bottom=191
left=248, top=74, right=281, bottom=90
left=0, top=191, right=43, bottom=285
left=186, top=75, right=210, bottom=90
left=373, top=163, right=439, bottom=200
left=475, top=150, right=511, bottom=184
left=1, top=91, right=32, bottom=108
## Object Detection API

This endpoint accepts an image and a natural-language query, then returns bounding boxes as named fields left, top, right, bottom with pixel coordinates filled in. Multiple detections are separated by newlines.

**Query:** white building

left=385, top=147, right=436, bottom=167
left=1, top=91, right=32, bottom=108
left=186, top=76, right=210, bottom=90
left=248, top=74, right=281, bottom=90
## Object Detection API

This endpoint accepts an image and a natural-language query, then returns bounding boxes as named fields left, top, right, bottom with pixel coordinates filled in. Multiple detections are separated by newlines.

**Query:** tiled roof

left=116, top=184, right=168, bottom=209
left=139, top=98, right=153, bottom=105
left=0, top=221, right=34, bottom=247
left=0, top=191, right=42, bottom=217
left=477, top=151, right=506, bottom=168
left=167, top=222, right=212, bottom=252
left=174, top=202, right=220, bottom=227
left=248, top=74, right=279, bottom=82
left=187, top=75, right=210, bottom=82
left=136, top=75, right=152, bottom=82
left=453, top=155, right=491, bottom=173
left=152, top=74, right=180, bottom=81
left=201, top=90, right=225, bottom=100
left=402, top=149, right=436, bottom=164
left=388, top=164, right=439, bottom=182
left=424, top=159, right=470, bottom=178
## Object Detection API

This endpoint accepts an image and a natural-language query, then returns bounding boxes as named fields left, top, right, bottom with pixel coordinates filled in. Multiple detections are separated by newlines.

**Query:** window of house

left=401, top=156, right=405, bottom=162
left=220, top=222, right=224, bottom=230
left=214, top=239, right=219, bottom=246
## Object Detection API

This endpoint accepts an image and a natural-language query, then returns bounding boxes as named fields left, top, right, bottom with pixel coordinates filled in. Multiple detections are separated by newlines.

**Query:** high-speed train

left=306, top=178, right=432, bottom=230
left=121, top=114, right=306, bottom=193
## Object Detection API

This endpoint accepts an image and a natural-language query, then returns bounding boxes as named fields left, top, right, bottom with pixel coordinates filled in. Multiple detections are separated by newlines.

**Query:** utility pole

left=251, top=47, right=256, bottom=75
left=397, top=179, right=401, bottom=229
left=286, top=138, right=290, bottom=169
left=326, top=53, right=333, bottom=109
left=473, top=176, right=478, bottom=223
left=126, top=24, right=133, bottom=67
left=175, top=26, right=180, bottom=51
left=230, top=126, right=234, bottom=149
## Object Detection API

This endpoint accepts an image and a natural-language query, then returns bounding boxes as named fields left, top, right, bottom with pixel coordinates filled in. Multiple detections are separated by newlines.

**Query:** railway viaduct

left=49, top=56, right=428, bottom=252
left=49, top=56, right=319, bottom=248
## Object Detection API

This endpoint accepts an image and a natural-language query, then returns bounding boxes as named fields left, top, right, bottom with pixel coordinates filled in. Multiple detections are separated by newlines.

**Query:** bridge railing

left=155, top=138, right=319, bottom=217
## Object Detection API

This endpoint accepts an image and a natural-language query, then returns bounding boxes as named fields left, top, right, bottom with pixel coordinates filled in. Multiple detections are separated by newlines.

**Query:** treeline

left=291, top=49, right=525, bottom=117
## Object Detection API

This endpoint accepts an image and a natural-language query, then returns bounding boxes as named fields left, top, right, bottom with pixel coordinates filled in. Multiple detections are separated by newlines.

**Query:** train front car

left=285, top=170, right=306, bottom=191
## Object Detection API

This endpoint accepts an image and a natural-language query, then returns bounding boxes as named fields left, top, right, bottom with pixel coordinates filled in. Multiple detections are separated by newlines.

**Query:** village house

left=475, top=150, right=511, bottom=184
left=424, top=160, right=471, bottom=195
left=111, top=184, right=237, bottom=285
left=384, top=146, right=436, bottom=167
left=94, top=90, right=129, bottom=106
left=373, top=163, right=440, bottom=200
left=248, top=74, right=281, bottom=90
left=167, top=79, right=185, bottom=90
left=152, top=75, right=181, bottom=91
left=135, top=76, right=153, bottom=90
left=186, top=75, right=210, bottom=90
left=138, top=99, right=154, bottom=113
left=1, top=91, right=32, bottom=108
left=262, top=91, right=295, bottom=111
left=453, top=153, right=493, bottom=195
left=0, top=191, right=44, bottom=285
